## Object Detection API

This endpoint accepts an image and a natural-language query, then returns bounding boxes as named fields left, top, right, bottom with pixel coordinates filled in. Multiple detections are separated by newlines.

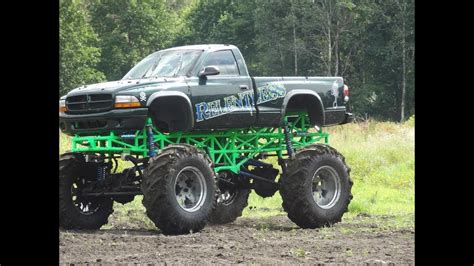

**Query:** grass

left=291, top=247, right=309, bottom=257
left=328, top=119, right=414, bottom=218
left=59, top=116, right=414, bottom=229
left=60, top=130, right=71, bottom=154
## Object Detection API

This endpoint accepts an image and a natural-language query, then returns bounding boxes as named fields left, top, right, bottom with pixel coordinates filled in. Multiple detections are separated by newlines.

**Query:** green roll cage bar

left=71, top=112, right=329, bottom=174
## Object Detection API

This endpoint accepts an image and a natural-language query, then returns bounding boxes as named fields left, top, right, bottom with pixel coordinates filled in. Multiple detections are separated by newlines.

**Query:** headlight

left=59, top=99, right=66, bottom=113
left=114, top=95, right=141, bottom=108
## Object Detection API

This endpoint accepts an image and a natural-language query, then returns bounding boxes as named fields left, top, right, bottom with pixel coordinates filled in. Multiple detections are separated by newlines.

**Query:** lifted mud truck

left=59, top=44, right=353, bottom=235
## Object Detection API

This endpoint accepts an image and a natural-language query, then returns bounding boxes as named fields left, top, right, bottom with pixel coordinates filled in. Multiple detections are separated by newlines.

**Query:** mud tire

left=209, top=187, right=250, bottom=224
left=142, top=144, right=217, bottom=235
left=59, top=153, right=113, bottom=230
left=279, top=144, right=353, bottom=228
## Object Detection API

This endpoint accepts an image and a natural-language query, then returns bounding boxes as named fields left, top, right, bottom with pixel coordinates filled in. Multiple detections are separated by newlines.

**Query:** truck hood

left=66, top=77, right=188, bottom=97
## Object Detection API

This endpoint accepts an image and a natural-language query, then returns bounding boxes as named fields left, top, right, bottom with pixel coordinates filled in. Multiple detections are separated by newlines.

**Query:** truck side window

left=203, top=50, right=239, bottom=76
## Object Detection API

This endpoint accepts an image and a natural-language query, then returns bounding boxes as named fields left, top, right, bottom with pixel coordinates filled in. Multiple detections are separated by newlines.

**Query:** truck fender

left=146, top=91, right=194, bottom=131
left=281, top=89, right=325, bottom=126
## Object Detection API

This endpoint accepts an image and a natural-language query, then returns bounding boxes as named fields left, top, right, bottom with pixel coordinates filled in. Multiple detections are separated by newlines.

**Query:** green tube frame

left=71, top=113, right=329, bottom=173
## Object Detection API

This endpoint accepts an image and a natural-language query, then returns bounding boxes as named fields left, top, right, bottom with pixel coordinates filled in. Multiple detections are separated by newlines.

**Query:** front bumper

left=59, top=108, right=148, bottom=136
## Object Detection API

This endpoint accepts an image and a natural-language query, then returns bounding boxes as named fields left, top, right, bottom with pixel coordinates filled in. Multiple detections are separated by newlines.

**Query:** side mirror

left=199, top=65, right=220, bottom=78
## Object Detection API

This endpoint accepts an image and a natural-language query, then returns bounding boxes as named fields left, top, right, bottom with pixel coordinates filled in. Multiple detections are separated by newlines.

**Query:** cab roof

left=161, top=44, right=237, bottom=52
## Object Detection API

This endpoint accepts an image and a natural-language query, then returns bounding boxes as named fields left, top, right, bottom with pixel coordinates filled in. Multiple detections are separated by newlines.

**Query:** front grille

left=66, top=94, right=113, bottom=114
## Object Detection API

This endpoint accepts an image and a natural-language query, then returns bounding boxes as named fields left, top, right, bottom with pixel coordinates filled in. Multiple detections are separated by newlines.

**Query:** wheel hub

left=174, top=166, right=207, bottom=212
left=71, top=179, right=101, bottom=215
left=311, top=165, right=341, bottom=209
left=217, top=189, right=238, bottom=206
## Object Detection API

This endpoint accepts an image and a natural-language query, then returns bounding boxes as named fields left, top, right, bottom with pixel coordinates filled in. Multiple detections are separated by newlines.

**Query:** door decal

left=195, top=84, right=286, bottom=122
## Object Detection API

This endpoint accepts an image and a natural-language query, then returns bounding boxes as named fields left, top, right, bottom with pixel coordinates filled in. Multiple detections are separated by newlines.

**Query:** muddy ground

left=60, top=214, right=414, bottom=264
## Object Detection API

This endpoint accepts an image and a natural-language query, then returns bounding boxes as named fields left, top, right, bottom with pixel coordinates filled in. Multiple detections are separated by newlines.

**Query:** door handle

left=240, top=85, right=249, bottom=90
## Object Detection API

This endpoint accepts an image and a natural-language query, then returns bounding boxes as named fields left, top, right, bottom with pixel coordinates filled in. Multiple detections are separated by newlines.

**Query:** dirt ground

left=60, top=214, right=414, bottom=264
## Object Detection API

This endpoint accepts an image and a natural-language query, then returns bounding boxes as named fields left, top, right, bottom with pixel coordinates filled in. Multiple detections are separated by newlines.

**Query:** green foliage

left=175, top=0, right=259, bottom=73
left=346, top=0, right=415, bottom=121
left=87, top=0, right=179, bottom=81
left=59, top=0, right=105, bottom=95
left=405, top=115, right=415, bottom=127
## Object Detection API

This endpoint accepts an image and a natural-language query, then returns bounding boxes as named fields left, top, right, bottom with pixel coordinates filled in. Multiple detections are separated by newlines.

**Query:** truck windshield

left=122, top=49, right=202, bottom=80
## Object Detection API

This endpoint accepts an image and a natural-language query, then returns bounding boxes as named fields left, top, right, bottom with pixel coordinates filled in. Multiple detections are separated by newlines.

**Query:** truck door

left=190, top=49, right=256, bottom=129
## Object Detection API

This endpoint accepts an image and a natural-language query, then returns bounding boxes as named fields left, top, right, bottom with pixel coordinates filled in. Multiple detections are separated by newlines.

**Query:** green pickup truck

left=59, top=44, right=353, bottom=235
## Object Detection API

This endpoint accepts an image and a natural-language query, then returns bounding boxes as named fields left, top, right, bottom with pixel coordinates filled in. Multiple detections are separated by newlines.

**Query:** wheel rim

left=311, top=165, right=341, bottom=209
left=174, top=166, right=207, bottom=212
left=71, top=178, right=101, bottom=215
left=217, top=189, right=238, bottom=206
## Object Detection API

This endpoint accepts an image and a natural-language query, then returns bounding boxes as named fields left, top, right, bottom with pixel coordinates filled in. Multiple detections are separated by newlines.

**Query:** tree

left=59, top=0, right=105, bottom=95
left=253, top=0, right=295, bottom=76
left=175, top=0, right=259, bottom=73
left=338, top=0, right=414, bottom=121
left=88, top=0, right=178, bottom=81
left=394, top=0, right=414, bottom=122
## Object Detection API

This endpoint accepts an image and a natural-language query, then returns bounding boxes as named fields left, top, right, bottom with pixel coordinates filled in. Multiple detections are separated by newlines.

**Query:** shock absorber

left=146, top=122, right=156, bottom=157
left=284, top=120, right=295, bottom=160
